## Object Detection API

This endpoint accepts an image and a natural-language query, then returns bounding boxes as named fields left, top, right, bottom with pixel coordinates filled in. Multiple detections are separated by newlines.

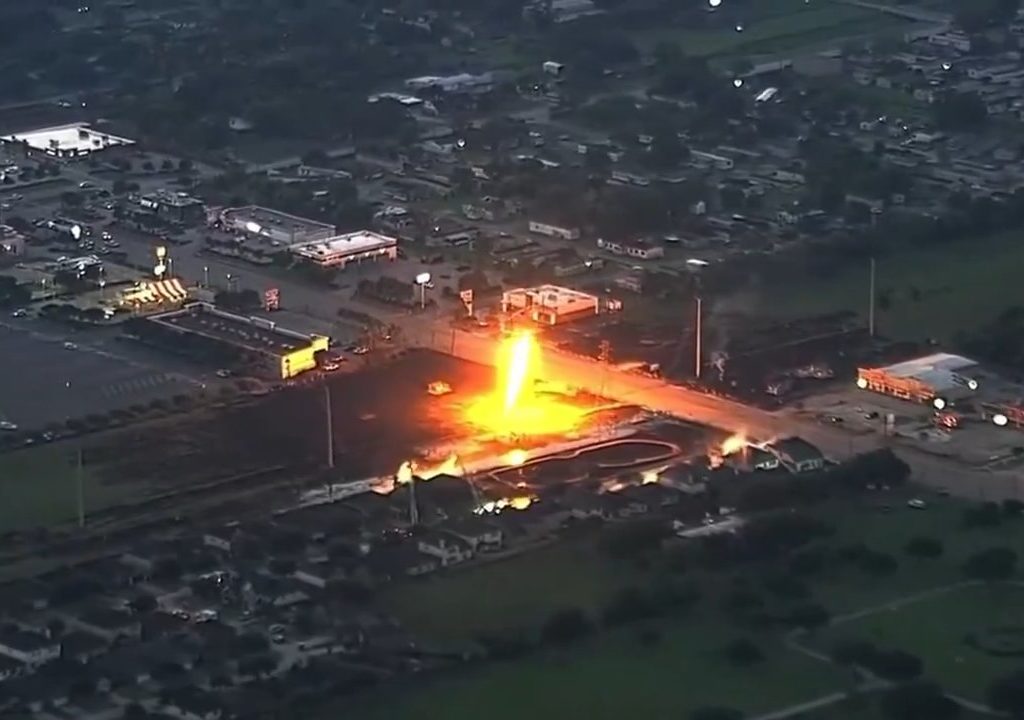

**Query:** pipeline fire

left=709, top=432, right=748, bottom=468
left=465, top=331, right=587, bottom=437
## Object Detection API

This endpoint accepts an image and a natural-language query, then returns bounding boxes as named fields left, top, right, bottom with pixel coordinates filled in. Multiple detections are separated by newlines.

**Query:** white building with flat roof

left=1, top=123, right=134, bottom=158
left=502, top=284, right=599, bottom=325
left=289, top=230, right=398, bottom=269
left=219, top=205, right=336, bottom=246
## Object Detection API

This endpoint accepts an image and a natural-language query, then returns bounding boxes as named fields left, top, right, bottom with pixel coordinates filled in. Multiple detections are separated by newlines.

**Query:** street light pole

left=694, top=295, right=703, bottom=379
left=324, top=384, right=334, bottom=470
left=415, top=272, right=431, bottom=311
left=868, top=256, right=876, bottom=338
left=76, top=446, right=85, bottom=528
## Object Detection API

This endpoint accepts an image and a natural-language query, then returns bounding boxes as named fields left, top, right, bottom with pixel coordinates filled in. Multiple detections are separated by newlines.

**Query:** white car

left=907, top=498, right=927, bottom=509
left=0, top=421, right=18, bottom=431
left=63, top=341, right=78, bottom=350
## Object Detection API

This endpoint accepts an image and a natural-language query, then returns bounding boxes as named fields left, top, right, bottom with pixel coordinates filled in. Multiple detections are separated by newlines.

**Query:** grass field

left=0, top=445, right=138, bottom=532
left=814, top=584, right=1024, bottom=703
left=807, top=696, right=990, bottom=720
left=760, top=232, right=1024, bottom=342
left=362, top=494, right=1024, bottom=720
left=353, top=615, right=843, bottom=720
left=638, top=0, right=906, bottom=58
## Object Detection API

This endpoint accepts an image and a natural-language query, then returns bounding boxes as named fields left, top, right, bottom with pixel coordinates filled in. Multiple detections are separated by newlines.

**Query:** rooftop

left=149, top=302, right=324, bottom=355
left=222, top=205, right=335, bottom=236
left=504, top=284, right=599, bottom=304
left=0, top=628, right=57, bottom=652
left=289, top=230, right=398, bottom=259
left=873, top=352, right=979, bottom=392
left=769, top=437, right=824, bottom=463
left=1, top=123, right=134, bottom=154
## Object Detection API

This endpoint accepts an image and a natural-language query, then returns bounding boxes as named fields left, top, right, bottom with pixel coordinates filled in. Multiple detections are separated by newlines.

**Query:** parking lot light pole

left=868, top=256, right=876, bottom=338
left=324, top=384, right=334, bottom=471
left=415, top=272, right=431, bottom=310
left=76, top=446, right=85, bottom=528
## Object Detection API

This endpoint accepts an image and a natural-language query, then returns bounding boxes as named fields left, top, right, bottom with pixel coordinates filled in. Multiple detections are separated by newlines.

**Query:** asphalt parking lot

left=0, top=324, right=200, bottom=429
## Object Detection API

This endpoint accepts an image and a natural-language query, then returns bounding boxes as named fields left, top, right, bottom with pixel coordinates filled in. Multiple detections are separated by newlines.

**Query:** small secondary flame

left=720, top=433, right=748, bottom=457
left=477, top=495, right=535, bottom=514
left=395, top=453, right=461, bottom=484
left=504, top=449, right=528, bottom=466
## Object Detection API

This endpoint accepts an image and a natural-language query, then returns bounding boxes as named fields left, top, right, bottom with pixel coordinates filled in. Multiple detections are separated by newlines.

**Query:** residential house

left=242, top=574, right=309, bottom=608
left=416, top=530, right=474, bottom=566
left=606, top=489, right=649, bottom=519
left=161, top=689, right=223, bottom=720
left=659, top=464, right=707, bottom=494
left=62, top=607, right=141, bottom=642
left=596, top=237, right=665, bottom=260
left=768, top=437, right=826, bottom=474
left=60, top=631, right=108, bottom=663
left=529, top=220, right=581, bottom=240
left=443, top=518, right=503, bottom=552
left=0, top=655, right=22, bottom=682
left=367, top=545, right=440, bottom=580
left=0, top=630, right=60, bottom=666
left=292, top=562, right=346, bottom=590
left=567, top=492, right=614, bottom=520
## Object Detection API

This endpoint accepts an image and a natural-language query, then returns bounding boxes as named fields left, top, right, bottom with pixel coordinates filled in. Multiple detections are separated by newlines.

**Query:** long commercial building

left=501, top=284, right=600, bottom=325
left=856, top=353, right=981, bottom=406
left=218, top=206, right=336, bottom=245
left=289, top=230, right=398, bottom=269
left=146, top=303, right=329, bottom=379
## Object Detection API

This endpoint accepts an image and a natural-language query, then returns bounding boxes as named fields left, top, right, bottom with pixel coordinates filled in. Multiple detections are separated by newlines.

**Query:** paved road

left=404, top=323, right=1024, bottom=501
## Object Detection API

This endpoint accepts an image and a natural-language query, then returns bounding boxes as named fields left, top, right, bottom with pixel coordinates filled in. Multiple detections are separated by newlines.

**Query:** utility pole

left=598, top=339, right=611, bottom=396
left=76, top=446, right=85, bottom=528
left=868, top=256, right=876, bottom=338
left=408, top=474, right=419, bottom=526
left=694, top=295, right=703, bottom=379
left=324, top=384, right=334, bottom=470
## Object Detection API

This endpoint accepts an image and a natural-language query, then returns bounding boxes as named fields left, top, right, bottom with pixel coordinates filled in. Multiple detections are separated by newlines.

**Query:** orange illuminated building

left=856, top=353, right=979, bottom=405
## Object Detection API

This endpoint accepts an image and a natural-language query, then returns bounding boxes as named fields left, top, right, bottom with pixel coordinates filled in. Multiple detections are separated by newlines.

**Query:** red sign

left=264, top=287, right=280, bottom=311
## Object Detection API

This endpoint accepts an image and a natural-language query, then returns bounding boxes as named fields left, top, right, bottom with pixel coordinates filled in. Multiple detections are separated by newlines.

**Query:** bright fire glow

left=709, top=433, right=748, bottom=468
left=503, top=449, right=529, bottom=466
left=395, top=453, right=461, bottom=484
left=477, top=495, right=535, bottom=514
left=465, top=331, right=587, bottom=437
left=504, top=333, right=532, bottom=413
left=720, top=433, right=747, bottom=456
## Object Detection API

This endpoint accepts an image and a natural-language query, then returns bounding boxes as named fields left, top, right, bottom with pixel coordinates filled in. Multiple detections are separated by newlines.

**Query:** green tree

left=881, top=682, right=959, bottom=720
left=990, top=670, right=1024, bottom=717
left=541, top=607, right=593, bottom=645
left=904, top=537, right=944, bottom=560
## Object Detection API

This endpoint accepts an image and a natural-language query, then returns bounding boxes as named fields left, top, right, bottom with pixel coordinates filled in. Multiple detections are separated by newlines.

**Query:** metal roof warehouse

left=857, top=352, right=981, bottom=404
left=146, top=303, right=328, bottom=379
